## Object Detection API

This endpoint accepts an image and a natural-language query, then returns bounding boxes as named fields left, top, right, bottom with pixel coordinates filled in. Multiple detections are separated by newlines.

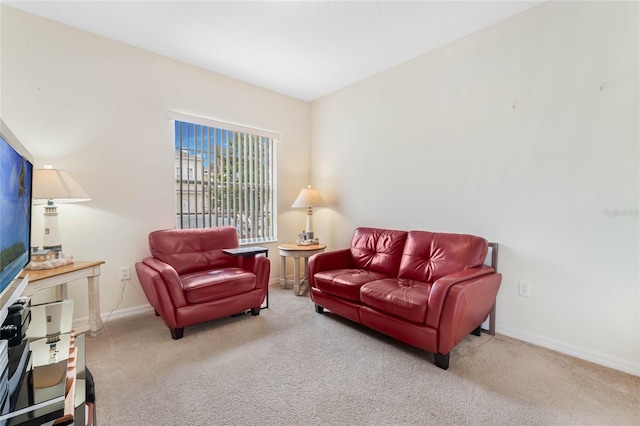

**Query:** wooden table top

left=23, top=261, right=105, bottom=282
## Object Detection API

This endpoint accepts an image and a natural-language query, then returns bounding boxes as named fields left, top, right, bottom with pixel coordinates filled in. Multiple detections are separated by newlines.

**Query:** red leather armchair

left=135, top=227, right=270, bottom=339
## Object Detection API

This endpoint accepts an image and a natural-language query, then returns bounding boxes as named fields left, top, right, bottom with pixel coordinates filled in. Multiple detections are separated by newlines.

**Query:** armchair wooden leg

left=471, top=325, right=482, bottom=336
left=170, top=328, right=184, bottom=340
left=314, top=304, right=324, bottom=314
left=154, top=309, right=160, bottom=317
left=434, top=352, right=450, bottom=370
left=250, top=307, right=261, bottom=316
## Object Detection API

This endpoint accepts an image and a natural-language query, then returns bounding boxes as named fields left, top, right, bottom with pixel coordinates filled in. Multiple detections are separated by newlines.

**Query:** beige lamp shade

left=291, top=186, right=326, bottom=208
left=33, top=169, right=91, bottom=204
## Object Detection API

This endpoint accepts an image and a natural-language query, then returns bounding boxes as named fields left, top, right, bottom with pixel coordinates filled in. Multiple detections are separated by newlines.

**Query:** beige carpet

left=86, top=285, right=639, bottom=425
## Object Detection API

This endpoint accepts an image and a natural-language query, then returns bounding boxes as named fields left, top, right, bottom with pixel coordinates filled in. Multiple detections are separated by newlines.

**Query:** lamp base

left=296, top=238, right=319, bottom=246
left=28, top=254, right=74, bottom=270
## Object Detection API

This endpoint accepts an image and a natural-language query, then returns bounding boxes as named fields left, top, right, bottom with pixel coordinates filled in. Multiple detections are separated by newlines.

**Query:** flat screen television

left=0, top=119, right=33, bottom=324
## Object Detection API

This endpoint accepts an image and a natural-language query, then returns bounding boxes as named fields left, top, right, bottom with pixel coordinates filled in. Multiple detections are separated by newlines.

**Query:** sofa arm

left=308, top=248, right=352, bottom=288
left=426, top=266, right=497, bottom=329
left=435, top=272, right=502, bottom=354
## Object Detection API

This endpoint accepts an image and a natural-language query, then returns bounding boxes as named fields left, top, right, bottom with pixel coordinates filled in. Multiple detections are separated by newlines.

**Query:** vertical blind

left=173, top=116, right=277, bottom=243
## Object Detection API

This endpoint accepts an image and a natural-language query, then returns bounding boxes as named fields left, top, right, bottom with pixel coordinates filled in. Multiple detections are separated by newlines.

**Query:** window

left=172, top=113, right=278, bottom=244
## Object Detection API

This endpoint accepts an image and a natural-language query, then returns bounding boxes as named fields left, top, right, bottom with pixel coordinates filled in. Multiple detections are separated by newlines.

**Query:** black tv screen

left=0, top=124, right=33, bottom=295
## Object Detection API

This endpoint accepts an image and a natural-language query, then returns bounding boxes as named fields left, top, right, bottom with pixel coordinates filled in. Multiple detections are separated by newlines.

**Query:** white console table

left=21, top=260, right=105, bottom=336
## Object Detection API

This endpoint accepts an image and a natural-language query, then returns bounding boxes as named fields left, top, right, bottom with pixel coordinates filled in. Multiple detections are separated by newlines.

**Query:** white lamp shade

left=33, top=169, right=91, bottom=204
left=291, top=187, right=326, bottom=208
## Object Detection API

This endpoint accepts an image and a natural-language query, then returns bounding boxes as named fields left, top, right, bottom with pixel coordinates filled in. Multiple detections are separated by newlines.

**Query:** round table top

left=278, top=243, right=327, bottom=252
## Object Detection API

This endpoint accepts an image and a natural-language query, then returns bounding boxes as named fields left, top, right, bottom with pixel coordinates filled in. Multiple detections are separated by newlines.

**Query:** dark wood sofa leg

left=170, top=328, right=184, bottom=340
left=434, top=352, right=450, bottom=370
left=250, top=307, right=261, bottom=316
left=471, top=325, right=482, bottom=336
left=154, top=309, right=160, bottom=317
left=314, top=304, right=324, bottom=314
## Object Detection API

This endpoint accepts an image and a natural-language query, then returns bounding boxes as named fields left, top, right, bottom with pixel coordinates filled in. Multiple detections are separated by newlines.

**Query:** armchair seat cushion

left=314, top=269, right=389, bottom=302
left=360, top=278, right=432, bottom=324
left=181, top=267, right=257, bottom=304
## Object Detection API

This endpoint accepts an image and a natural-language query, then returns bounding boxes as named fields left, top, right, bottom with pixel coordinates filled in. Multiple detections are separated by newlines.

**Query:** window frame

left=170, top=112, right=278, bottom=244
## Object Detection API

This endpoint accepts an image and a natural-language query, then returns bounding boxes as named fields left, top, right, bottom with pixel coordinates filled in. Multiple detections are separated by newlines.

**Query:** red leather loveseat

left=308, top=227, right=501, bottom=369
left=135, top=227, right=270, bottom=339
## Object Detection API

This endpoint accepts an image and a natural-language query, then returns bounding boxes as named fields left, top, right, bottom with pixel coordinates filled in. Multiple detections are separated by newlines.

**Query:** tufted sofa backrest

left=148, top=227, right=239, bottom=275
left=350, top=227, right=408, bottom=276
left=398, top=231, right=488, bottom=283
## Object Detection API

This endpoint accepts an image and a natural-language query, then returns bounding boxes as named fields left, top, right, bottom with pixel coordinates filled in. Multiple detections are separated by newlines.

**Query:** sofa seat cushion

left=360, top=278, right=431, bottom=324
left=314, top=269, right=389, bottom=302
left=181, top=267, right=256, bottom=304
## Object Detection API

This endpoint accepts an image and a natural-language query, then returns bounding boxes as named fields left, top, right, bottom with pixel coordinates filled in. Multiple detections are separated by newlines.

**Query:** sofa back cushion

left=398, top=231, right=488, bottom=283
left=350, top=227, right=408, bottom=276
left=148, top=227, right=239, bottom=275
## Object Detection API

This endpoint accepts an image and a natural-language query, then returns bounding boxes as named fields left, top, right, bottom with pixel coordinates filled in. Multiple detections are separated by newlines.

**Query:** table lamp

left=291, top=185, right=326, bottom=240
left=32, top=166, right=91, bottom=268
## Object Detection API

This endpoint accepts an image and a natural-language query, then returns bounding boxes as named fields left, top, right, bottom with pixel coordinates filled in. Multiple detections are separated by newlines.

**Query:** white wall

left=1, top=6, right=311, bottom=320
left=311, top=1, right=639, bottom=375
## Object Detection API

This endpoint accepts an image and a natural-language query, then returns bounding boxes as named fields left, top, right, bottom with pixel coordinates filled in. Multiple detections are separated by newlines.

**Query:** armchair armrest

left=221, top=247, right=270, bottom=293
left=138, top=257, right=188, bottom=309
left=236, top=255, right=271, bottom=294
left=308, top=248, right=352, bottom=288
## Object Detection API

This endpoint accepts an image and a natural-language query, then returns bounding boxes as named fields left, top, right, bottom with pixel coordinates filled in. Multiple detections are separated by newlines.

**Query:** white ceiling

left=4, top=1, right=543, bottom=101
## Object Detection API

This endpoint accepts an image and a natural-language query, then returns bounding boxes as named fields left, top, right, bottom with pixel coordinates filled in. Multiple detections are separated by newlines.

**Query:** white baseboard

left=73, top=304, right=154, bottom=330
left=497, top=325, right=640, bottom=377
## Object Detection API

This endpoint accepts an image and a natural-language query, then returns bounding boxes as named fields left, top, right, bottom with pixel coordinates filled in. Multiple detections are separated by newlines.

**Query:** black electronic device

left=2, top=297, right=31, bottom=347
left=0, top=325, right=17, bottom=341
left=7, top=339, right=29, bottom=406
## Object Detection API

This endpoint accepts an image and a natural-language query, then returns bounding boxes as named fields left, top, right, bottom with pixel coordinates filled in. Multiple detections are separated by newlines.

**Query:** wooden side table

left=278, top=244, right=326, bottom=296
left=21, top=260, right=105, bottom=336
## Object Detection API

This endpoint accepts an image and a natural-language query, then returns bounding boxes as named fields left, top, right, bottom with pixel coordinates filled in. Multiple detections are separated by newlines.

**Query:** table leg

left=280, top=255, right=286, bottom=288
left=293, top=257, right=301, bottom=295
left=488, top=303, right=496, bottom=336
left=56, top=283, right=68, bottom=301
left=299, top=257, right=310, bottom=295
left=87, top=274, right=103, bottom=336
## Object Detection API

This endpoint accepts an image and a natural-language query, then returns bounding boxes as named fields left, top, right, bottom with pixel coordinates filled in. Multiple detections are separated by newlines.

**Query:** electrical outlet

left=119, top=266, right=131, bottom=281
left=518, top=280, right=531, bottom=297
